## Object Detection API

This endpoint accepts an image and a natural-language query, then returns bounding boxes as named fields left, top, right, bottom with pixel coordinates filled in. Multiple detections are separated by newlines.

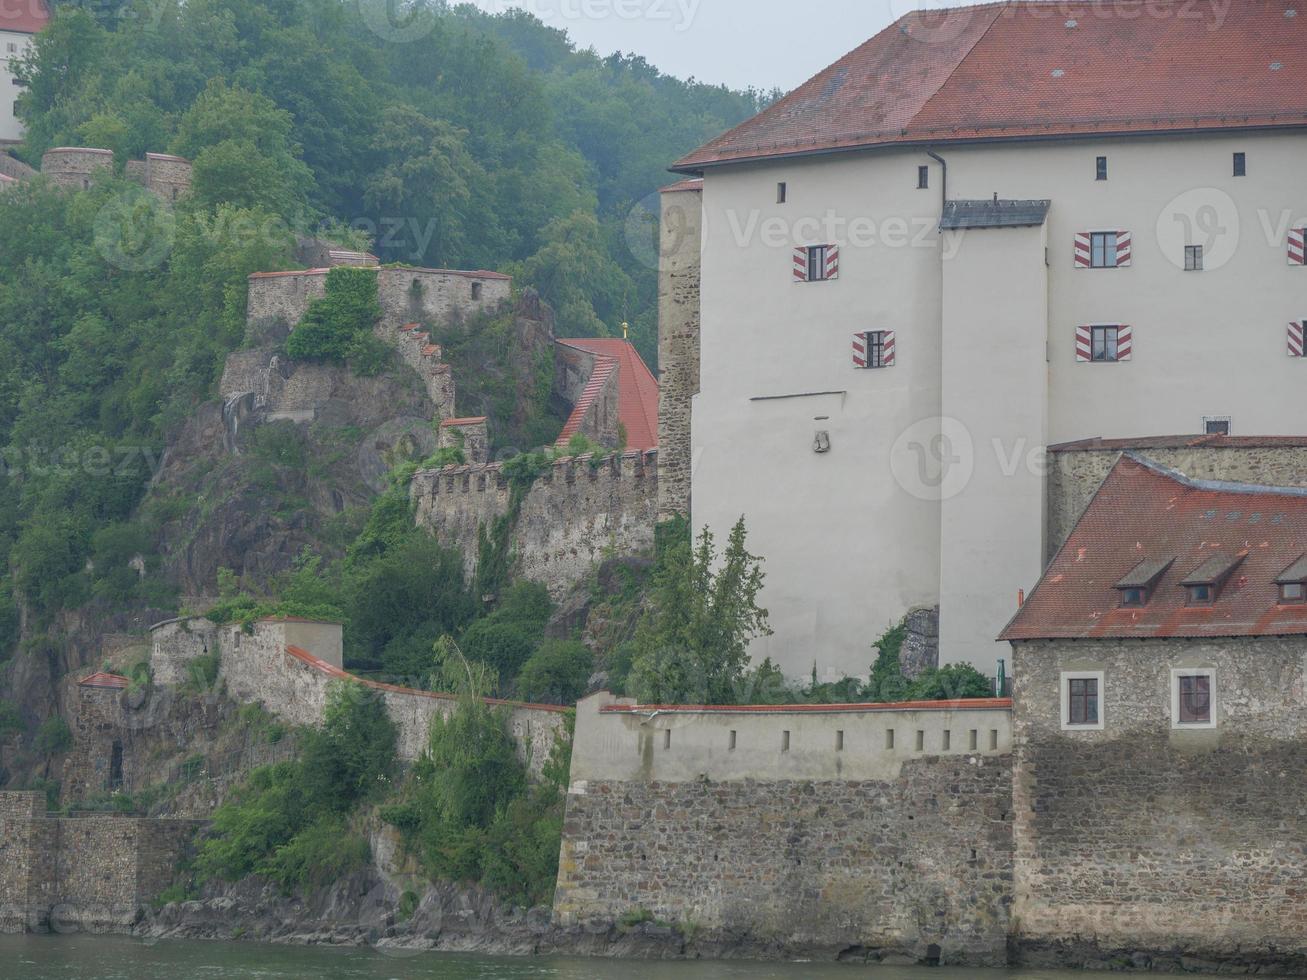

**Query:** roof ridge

left=909, top=2, right=1010, bottom=135
left=1124, top=450, right=1307, bottom=500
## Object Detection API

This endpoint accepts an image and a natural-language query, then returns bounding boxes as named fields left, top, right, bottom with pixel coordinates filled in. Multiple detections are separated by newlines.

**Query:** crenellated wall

left=410, top=450, right=658, bottom=598
left=555, top=693, right=1014, bottom=964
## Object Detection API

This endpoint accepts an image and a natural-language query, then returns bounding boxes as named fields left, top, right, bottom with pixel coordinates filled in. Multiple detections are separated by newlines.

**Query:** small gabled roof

left=78, top=672, right=129, bottom=689
left=1114, top=558, right=1173, bottom=591
left=1276, top=555, right=1307, bottom=585
left=555, top=339, right=659, bottom=452
left=1001, top=453, right=1307, bottom=642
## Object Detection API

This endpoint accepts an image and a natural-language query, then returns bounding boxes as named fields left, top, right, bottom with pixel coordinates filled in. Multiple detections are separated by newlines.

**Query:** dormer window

left=1180, top=552, right=1246, bottom=607
left=1276, top=555, right=1307, bottom=604
left=1114, top=558, right=1172, bottom=608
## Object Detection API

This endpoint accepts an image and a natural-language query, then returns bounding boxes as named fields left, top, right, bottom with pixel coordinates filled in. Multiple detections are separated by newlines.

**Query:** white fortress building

left=657, top=1, right=1307, bottom=680
left=0, top=0, right=46, bottom=144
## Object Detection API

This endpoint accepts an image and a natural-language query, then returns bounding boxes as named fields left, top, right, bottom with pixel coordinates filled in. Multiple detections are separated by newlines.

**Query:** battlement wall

left=410, top=450, right=658, bottom=597
left=555, top=692, right=1013, bottom=963
left=38, top=147, right=192, bottom=198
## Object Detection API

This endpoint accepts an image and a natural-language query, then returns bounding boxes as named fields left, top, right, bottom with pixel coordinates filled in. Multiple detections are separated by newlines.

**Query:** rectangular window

left=1204, top=417, right=1231, bottom=436
left=1280, top=582, right=1306, bottom=604
left=1091, top=325, right=1120, bottom=362
left=942, top=730, right=951, bottom=751
left=915, top=730, right=925, bottom=751
left=781, top=730, right=790, bottom=752
left=1061, top=671, right=1105, bottom=730
left=1120, top=586, right=1147, bottom=607
left=470, top=281, right=483, bottom=300
left=728, top=730, right=737, bottom=750
left=1095, top=155, right=1108, bottom=180
left=1184, top=245, right=1204, bottom=271
left=989, top=729, right=999, bottom=751
left=835, top=730, right=844, bottom=751
left=1090, top=231, right=1118, bottom=268
left=663, top=729, right=671, bottom=749
left=885, top=729, right=895, bottom=750
left=867, top=330, right=887, bottom=368
left=807, top=245, right=829, bottom=282
left=1171, top=668, right=1217, bottom=729
left=917, top=165, right=929, bottom=189
left=1186, top=583, right=1214, bottom=605
left=1233, top=152, right=1246, bottom=177
left=969, top=729, right=978, bottom=751
left=776, top=181, right=787, bottom=204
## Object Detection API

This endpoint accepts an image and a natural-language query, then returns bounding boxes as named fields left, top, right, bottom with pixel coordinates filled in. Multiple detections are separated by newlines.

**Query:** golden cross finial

left=621, top=321, right=629, bottom=340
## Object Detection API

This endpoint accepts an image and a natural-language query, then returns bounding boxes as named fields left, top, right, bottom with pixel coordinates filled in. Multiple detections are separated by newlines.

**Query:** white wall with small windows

left=0, top=30, right=35, bottom=144
left=687, top=127, right=1307, bottom=681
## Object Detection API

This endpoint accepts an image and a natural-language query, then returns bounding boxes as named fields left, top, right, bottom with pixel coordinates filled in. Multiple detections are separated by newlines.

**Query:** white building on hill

left=0, top=0, right=47, bottom=144
left=659, top=1, right=1307, bottom=679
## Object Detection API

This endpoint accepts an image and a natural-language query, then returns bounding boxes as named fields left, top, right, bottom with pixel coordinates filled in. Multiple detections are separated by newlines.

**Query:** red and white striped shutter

left=1289, top=228, right=1306, bottom=266
left=1074, top=232, right=1091, bottom=268
left=1290, top=321, right=1305, bottom=357
left=882, top=330, right=896, bottom=366
left=851, top=332, right=867, bottom=368
left=1115, top=230, right=1132, bottom=267
left=1116, top=324, right=1132, bottom=360
left=792, top=246, right=809, bottom=282
left=1075, top=325, right=1092, bottom=361
left=825, top=244, right=840, bottom=280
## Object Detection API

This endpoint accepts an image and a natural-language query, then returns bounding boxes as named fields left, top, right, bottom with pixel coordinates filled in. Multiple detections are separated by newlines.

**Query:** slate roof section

left=555, top=339, right=659, bottom=452
left=1001, top=453, right=1307, bottom=641
left=0, top=0, right=50, bottom=34
left=940, top=198, right=1049, bottom=230
left=1276, top=555, right=1307, bottom=584
left=674, top=1, right=1307, bottom=172
left=1114, top=558, right=1173, bottom=590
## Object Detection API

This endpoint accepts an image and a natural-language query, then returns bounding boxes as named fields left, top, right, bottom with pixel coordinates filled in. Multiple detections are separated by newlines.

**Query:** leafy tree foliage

left=284, top=266, right=383, bottom=364
left=516, top=639, right=592, bottom=705
left=628, top=517, right=772, bottom=705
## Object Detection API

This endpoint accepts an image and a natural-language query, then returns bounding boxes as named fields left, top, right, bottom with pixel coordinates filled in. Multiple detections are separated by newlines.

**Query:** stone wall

left=1047, top=441, right=1307, bottom=560
left=37, top=147, right=191, bottom=199
left=123, top=153, right=193, bottom=200
left=410, top=450, right=658, bottom=598
left=148, top=617, right=219, bottom=687
left=40, top=147, right=114, bottom=189
left=900, top=605, right=940, bottom=679
left=656, top=182, right=701, bottom=520
left=198, top=620, right=567, bottom=778
left=438, top=417, right=489, bottom=465
left=556, top=694, right=1013, bottom=964
left=0, top=795, right=202, bottom=934
left=1010, top=636, right=1307, bottom=969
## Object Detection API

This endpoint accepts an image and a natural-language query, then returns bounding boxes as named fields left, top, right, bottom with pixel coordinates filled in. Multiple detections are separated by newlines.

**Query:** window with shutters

left=1090, top=232, right=1117, bottom=268
left=1184, top=245, right=1203, bottom=271
left=866, top=331, right=887, bottom=368
left=853, top=330, right=894, bottom=369
left=1061, top=671, right=1104, bottom=730
left=1171, top=669, right=1216, bottom=729
left=1091, top=325, right=1120, bottom=362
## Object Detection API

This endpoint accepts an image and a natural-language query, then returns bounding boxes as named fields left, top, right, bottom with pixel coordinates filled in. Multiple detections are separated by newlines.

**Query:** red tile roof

left=78, top=672, right=129, bottom=689
left=660, top=178, right=704, bottom=194
left=440, top=416, right=487, bottom=427
left=1001, top=453, right=1307, bottom=642
left=0, top=0, right=50, bottom=34
left=555, top=339, right=659, bottom=451
left=601, top=698, right=1012, bottom=714
left=247, top=266, right=509, bottom=280
left=1050, top=434, right=1307, bottom=452
left=675, top=1, right=1307, bottom=171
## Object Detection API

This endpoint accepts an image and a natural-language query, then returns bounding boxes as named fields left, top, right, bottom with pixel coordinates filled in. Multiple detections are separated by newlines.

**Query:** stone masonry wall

left=656, top=184, right=701, bottom=520
left=0, top=793, right=202, bottom=934
left=212, top=621, right=566, bottom=777
left=1047, top=444, right=1307, bottom=560
left=410, top=450, right=658, bottom=598
left=1010, top=636, right=1307, bottom=969
left=557, top=695, right=1014, bottom=964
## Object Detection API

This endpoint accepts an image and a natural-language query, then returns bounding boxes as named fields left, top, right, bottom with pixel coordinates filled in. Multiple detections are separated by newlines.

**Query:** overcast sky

left=466, top=0, right=920, bottom=91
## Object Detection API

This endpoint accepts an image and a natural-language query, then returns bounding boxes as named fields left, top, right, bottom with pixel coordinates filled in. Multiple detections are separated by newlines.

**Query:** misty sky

left=466, top=0, right=921, bottom=92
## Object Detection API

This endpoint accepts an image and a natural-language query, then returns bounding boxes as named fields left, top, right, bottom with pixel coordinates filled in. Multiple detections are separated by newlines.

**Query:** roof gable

left=676, top=1, right=1307, bottom=171
left=1001, top=453, right=1307, bottom=641
left=1, top=0, right=50, bottom=35
left=555, top=339, right=659, bottom=452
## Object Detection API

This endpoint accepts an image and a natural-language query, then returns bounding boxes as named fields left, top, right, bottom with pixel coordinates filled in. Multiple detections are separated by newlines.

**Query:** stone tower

left=655, top=178, right=702, bottom=521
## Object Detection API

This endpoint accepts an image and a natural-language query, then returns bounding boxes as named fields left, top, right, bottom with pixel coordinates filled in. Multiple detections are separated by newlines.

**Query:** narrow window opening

left=885, top=729, right=895, bottom=750
left=1184, top=245, right=1204, bottom=271
left=989, top=729, right=999, bottom=750
left=917, top=165, right=929, bottom=189
left=663, top=729, right=671, bottom=750
left=914, top=730, right=925, bottom=752
left=109, top=740, right=124, bottom=791
left=776, top=181, right=787, bottom=204
left=1095, top=155, right=1108, bottom=180
left=471, top=281, right=483, bottom=300
left=1233, top=152, right=1246, bottom=177
left=781, top=730, right=790, bottom=753
left=969, top=729, right=978, bottom=751
left=942, top=730, right=951, bottom=751
left=835, top=730, right=844, bottom=751
left=728, top=729, right=737, bottom=750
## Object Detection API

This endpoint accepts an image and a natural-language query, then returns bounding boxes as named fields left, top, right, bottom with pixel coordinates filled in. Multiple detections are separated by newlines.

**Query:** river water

left=0, top=935, right=1229, bottom=980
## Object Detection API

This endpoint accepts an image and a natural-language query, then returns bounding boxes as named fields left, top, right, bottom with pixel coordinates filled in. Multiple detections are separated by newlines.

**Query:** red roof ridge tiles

left=1051, top=434, right=1307, bottom=452
left=674, top=1, right=1307, bottom=172
left=600, top=697, right=1012, bottom=714
left=78, top=672, right=129, bottom=689
left=440, top=416, right=487, bottom=427
left=555, top=338, right=658, bottom=452
left=1001, top=453, right=1307, bottom=642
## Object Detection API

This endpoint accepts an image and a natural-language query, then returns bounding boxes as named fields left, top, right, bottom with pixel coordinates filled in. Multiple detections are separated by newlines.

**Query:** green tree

left=515, top=639, right=592, bottom=705
left=628, top=517, right=772, bottom=705
left=285, top=266, right=382, bottom=363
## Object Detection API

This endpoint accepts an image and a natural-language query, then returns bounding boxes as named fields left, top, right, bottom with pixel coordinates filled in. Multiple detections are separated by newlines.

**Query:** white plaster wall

left=0, top=31, right=34, bottom=144
left=569, top=692, right=1011, bottom=784
left=692, top=130, right=1307, bottom=681
left=938, top=222, right=1048, bottom=676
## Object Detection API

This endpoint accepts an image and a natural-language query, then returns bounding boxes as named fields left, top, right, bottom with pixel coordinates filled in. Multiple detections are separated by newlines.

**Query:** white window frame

left=1203, top=416, right=1231, bottom=435
left=1060, top=670, right=1105, bottom=731
left=1170, top=668, right=1217, bottom=730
